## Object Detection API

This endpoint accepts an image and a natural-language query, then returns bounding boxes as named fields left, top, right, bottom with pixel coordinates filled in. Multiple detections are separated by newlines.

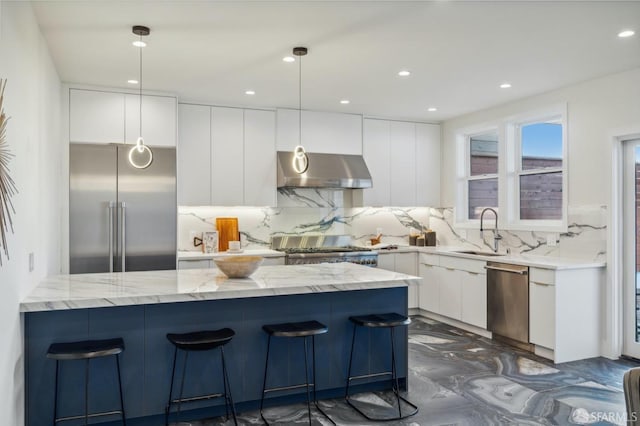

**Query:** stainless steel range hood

left=277, top=151, right=372, bottom=189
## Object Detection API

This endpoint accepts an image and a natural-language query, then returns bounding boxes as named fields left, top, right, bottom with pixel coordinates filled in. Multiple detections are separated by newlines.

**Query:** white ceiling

left=31, top=0, right=640, bottom=122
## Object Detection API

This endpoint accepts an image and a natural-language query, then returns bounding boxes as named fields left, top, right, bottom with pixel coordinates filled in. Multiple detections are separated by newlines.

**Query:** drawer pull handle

left=532, top=281, right=552, bottom=287
left=445, top=267, right=455, bottom=271
left=467, top=271, right=479, bottom=275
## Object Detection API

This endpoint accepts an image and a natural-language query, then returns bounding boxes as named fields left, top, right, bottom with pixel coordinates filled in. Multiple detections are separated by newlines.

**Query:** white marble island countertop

left=21, top=263, right=419, bottom=313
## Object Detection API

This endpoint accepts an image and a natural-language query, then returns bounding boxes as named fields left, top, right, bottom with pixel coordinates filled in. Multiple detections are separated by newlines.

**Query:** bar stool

left=165, top=328, right=237, bottom=426
left=345, top=313, right=418, bottom=421
left=47, top=337, right=126, bottom=425
left=260, top=320, right=335, bottom=425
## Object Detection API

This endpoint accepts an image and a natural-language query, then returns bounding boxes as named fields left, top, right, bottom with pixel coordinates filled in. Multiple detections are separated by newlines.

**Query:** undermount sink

left=453, top=250, right=505, bottom=257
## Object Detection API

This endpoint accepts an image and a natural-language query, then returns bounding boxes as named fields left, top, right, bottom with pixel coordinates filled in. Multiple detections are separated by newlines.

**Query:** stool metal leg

left=303, top=336, right=312, bottom=424
left=176, top=351, right=189, bottom=421
left=312, top=335, right=336, bottom=425
left=53, top=360, right=59, bottom=425
left=345, top=324, right=357, bottom=399
left=260, top=334, right=272, bottom=425
left=116, top=354, right=127, bottom=425
left=165, top=346, right=178, bottom=426
left=85, top=359, right=90, bottom=426
left=390, top=327, right=401, bottom=419
left=220, top=346, right=238, bottom=425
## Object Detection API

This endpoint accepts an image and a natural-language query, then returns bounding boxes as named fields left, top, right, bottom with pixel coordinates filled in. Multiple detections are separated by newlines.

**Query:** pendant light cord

left=139, top=33, right=143, bottom=138
left=298, top=52, right=302, bottom=145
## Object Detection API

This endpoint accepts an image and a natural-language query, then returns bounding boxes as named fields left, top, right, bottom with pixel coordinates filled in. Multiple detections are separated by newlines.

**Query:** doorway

left=623, top=139, right=640, bottom=358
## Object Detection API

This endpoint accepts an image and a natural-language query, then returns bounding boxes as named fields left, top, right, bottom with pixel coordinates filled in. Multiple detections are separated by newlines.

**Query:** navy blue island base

left=25, top=287, right=408, bottom=425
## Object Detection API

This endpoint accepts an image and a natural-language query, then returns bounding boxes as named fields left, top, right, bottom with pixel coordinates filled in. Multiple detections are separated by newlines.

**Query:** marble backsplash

left=178, top=189, right=606, bottom=261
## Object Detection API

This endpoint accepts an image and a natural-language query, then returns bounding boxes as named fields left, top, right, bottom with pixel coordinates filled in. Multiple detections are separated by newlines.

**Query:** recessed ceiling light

left=618, top=30, right=635, bottom=38
left=283, top=56, right=295, bottom=63
left=132, top=40, right=146, bottom=48
left=500, top=83, right=512, bottom=89
left=245, top=90, right=256, bottom=95
left=427, top=107, right=437, bottom=112
left=397, top=70, right=411, bottom=77
left=340, top=99, right=350, bottom=105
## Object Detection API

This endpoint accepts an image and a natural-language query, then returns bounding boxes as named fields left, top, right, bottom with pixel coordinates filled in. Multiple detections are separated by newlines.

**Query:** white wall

left=441, top=67, right=640, bottom=207
left=0, top=2, right=62, bottom=424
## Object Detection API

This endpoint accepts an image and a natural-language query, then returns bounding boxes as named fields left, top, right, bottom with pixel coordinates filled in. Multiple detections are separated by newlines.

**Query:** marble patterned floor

left=173, top=317, right=639, bottom=426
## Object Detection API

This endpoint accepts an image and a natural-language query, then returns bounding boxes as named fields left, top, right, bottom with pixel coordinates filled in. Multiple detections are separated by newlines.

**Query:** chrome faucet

left=480, top=207, right=502, bottom=252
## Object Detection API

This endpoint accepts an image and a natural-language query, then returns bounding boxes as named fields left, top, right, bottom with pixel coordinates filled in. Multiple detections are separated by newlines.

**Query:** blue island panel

left=25, top=287, right=407, bottom=425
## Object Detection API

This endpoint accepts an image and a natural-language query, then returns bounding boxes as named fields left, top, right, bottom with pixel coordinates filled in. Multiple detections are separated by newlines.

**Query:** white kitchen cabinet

left=178, top=259, right=211, bottom=270
left=244, top=109, right=276, bottom=206
left=363, top=118, right=440, bottom=207
left=125, top=94, right=177, bottom=147
left=211, top=107, right=244, bottom=205
left=390, top=121, right=417, bottom=206
left=363, top=119, right=391, bottom=206
left=529, top=280, right=555, bottom=349
left=69, top=89, right=125, bottom=143
left=419, top=263, right=440, bottom=313
left=438, top=268, right=463, bottom=320
left=178, top=104, right=211, bottom=205
left=376, top=252, right=418, bottom=309
left=276, top=109, right=362, bottom=155
left=416, top=123, right=441, bottom=206
left=461, top=270, right=487, bottom=329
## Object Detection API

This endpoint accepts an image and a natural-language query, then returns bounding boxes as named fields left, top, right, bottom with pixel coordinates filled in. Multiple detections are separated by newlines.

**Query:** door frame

left=610, top=127, right=640, bottom=359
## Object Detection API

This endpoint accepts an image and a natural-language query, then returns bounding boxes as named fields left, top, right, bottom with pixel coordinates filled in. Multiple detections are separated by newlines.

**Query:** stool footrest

left=171, top=392, right=224, bottom=405
left=55, top=410, right=123, bottom=423
left=264, top=382, right=315, bottom=394
left=348, top=371, right=392, bottom=382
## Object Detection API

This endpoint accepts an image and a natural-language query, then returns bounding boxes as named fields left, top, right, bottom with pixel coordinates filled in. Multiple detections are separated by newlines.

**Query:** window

left=517, top=121, right=563, bottom=220
left=455, top=104, right=567, bottom=231
left=467, top=133, right=498, bottom=219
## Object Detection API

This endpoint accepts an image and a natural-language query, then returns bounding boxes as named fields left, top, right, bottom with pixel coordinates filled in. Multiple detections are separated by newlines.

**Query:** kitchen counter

left=373, top=245, right=605, bottom=270
left=20, top=263, right=418, bottom=312
left=178, top=248, right=285, bottom=260
left=23, top=263, right=413, bottom=425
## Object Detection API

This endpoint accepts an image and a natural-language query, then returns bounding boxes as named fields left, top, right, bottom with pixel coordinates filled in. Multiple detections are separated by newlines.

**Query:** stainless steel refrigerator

left=69, top=143, right=176, bottom=273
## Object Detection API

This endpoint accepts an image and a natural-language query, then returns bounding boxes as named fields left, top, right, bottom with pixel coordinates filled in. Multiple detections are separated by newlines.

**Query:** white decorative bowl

left=213, top=256, right=264, bottom=278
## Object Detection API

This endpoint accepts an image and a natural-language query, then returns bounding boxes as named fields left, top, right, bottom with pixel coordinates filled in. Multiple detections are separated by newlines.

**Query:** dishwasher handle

left=484, top=265, right=528, bottom=275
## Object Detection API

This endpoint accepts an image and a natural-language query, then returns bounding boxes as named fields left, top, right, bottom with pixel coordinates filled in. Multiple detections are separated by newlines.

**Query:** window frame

left=454, top=104, right=568, bottom=232
left=454, top=124, right=502, bottom=229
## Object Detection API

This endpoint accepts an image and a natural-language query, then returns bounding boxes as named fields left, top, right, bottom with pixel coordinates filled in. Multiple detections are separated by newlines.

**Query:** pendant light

left=129, top=25, right=153, bottom=169
left=292, top=46, right=309, bottom=175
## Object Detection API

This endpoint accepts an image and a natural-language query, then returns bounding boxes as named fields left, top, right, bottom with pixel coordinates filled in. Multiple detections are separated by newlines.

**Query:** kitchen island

left=22, top=263, right=418, bottom=425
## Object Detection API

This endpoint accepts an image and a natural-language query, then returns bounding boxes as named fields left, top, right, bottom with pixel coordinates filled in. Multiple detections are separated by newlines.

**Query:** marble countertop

left=372, top=245, right=605, bottom=270
left=20, top=263, right=419, bottom=313
left=178, top=249, right=285, bottom=261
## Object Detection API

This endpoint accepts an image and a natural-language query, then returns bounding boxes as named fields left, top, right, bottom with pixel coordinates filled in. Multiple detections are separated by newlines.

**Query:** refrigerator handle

left=121, top=202, right=126, bottom=272
left=108, top=202, right=115, bottom=273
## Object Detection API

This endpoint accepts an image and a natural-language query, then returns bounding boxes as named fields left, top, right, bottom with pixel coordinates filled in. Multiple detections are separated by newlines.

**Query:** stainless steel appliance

left=69, top=143, right=176, bottom=273
left=271, top=235, right=377, bottom=267
left=276, top=151, right=372, bottom=189
left=486, top=261, right=531, bottom=350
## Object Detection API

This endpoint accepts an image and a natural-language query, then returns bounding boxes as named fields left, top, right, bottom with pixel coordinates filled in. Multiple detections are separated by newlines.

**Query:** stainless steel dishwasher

left=486, top=261, right=532, bottom=350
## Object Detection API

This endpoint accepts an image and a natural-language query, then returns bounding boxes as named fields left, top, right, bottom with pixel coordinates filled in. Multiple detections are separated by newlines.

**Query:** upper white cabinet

left=416, top=123, right=441, bottom=206
left=178, top=103, right=276, bottom=206
left=69, top=89, right=125, bottom=143
left=211, top=107, right=244, bottom=205
left=244, top=109, right=277, bottom=206
left=125, top=94, right=177, bottom=147
left=178, top=104, right=211, bottom=205
left=363, top=118, right=440, bottom=207
left=276, top=109, right=362, bottom=155
left=69, top=88, right=176, bottom=146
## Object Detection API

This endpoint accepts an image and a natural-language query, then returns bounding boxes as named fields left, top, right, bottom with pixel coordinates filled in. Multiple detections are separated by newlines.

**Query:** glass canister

left=216, top=217, right=239, bottom=252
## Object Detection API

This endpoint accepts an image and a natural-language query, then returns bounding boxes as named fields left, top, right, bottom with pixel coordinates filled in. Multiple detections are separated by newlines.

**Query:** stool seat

left=166, top=328, right=235, bottom=351
left=47, top=338, right=124, bottom=361
left=349, top=313, right=411, bottom=328
left=262, top=320, right=328, bottom=337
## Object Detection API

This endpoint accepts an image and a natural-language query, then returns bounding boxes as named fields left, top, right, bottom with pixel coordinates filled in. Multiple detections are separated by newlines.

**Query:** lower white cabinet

left=419, top=254, right=487, bottom=329
left=178, top=259, right=211, bottom=270
left=461, top=270, right=487, bottom=328
left=377, top=252, right=418, bottom=309
left=529, top=280, right=556, bottom=349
